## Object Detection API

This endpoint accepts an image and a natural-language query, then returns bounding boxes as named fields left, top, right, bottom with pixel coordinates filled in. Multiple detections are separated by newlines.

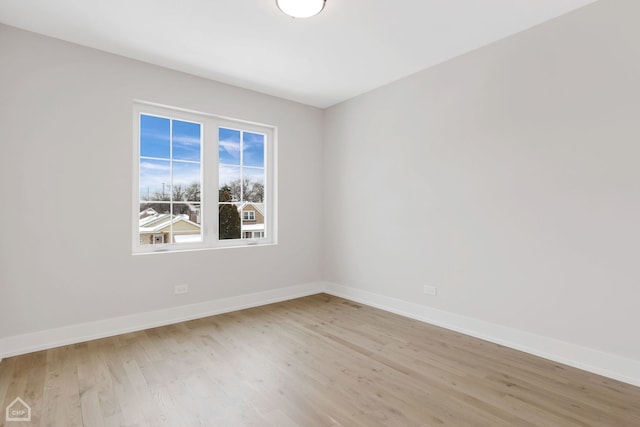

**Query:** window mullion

left=204, top=118, right=219, bottom=246
left=240, top=130, right=244, bottom=204
left=169, top=119, right=174, bottom=244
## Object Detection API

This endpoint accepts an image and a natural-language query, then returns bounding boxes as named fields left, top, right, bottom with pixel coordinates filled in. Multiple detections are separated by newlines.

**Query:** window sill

left=132, top=241, right=277, bottom=256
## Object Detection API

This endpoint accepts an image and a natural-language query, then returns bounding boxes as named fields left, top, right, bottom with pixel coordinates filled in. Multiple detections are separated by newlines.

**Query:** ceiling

left=0, top=0, right=597, bottom=108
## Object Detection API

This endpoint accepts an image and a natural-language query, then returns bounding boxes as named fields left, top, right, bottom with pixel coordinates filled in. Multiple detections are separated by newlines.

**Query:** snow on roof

left=174, top=235, right=203, bottom=243
left=139, top=214, right=200, bottom=233
left=238, top=202, right=265, bottom=215
left=241, top=224, right=264, bottom=232
left=139, top=207, right=158, bottom=218
left=139, top=213, right=171, bottom=228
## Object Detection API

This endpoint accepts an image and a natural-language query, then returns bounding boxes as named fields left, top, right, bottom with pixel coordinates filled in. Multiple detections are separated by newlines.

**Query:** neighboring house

left=239, top=202, right=265, bottom=239
left=139, top=209, right=201, bottom=245
left=139, top=204, right=263, bottom=244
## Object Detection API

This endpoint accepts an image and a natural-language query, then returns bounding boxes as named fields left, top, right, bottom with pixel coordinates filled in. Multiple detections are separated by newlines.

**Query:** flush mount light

left=276, top=0, right=326, bottom=18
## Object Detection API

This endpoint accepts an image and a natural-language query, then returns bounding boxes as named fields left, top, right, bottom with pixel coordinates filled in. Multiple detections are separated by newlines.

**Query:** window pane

left=243, top=167, right=264, bottom=203
left=219, top=202, right=241, bottom=240
left=173, top=203, right=202, bottom=243
left=172, top=120, right=201, bottom=161
left=173, top=162, right=201, bottom=202
left=243, top=132, right=264, bottom=167
left=140, top=115, right=170, bottom=158
left=219, top=165, right=241, bottom=202
left=240, top=204, right=264, bottom=240
left=219, top=128, right=241, bottom=165
left=140, top=159, right=170, bottom=201
left=139, top=203, right=170, bottom=245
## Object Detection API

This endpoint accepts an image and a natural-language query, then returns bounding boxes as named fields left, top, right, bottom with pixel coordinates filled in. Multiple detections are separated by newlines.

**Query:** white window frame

left=132, top=101, right=277, bottom=254
left=243, top=210, right=255, bottom=221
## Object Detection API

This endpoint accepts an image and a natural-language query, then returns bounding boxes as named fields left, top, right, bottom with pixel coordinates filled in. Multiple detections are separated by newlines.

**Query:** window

left=133, top=102, right=276, bottom=253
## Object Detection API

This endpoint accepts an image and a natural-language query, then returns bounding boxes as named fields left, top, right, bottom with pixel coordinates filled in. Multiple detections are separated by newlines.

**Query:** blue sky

left=139, top=115, right=201, bottom=200
left=218, top=128, right=265, bottom=167
left=218, top=128, right=265, bottom=189
left=140, top=115, right=201, bottom=160
left=139, top=115, right=265, bottom=201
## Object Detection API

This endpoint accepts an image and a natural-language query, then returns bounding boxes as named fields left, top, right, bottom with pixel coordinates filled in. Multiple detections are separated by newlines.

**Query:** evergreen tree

left=218, top=186, right=241, bottom=239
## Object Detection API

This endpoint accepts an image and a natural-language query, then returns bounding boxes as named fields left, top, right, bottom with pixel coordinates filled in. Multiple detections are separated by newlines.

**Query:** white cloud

left=219, top=139, right=240, bottom=157
left=173, top=135, right=201, bottom=146
left=140, top=161, right=170, bottom=171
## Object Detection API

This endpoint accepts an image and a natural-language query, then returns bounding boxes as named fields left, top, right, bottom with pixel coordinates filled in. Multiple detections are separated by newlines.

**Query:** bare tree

left=171, top=183, right=200, bottom=202
left=140, top=182, right=200, bottom=214
left=226, top=178, right=264, bottom=203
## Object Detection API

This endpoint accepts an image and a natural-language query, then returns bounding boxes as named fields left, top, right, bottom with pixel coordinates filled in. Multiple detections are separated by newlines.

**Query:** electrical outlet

left=174, top=284, right=189, bottom=295
left=423, top=285, right=437, bottom=296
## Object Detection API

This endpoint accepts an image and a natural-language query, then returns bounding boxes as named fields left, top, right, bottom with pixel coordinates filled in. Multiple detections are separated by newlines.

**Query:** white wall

left=2, top=0, right=639, bottom=385
left=324, top=0, right=640, bottom=363
left=0, top=25, right=324, bottom=341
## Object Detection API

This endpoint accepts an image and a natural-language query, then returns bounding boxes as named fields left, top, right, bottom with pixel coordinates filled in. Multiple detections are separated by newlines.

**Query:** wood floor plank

left=1, top=293, right=639, bottom=426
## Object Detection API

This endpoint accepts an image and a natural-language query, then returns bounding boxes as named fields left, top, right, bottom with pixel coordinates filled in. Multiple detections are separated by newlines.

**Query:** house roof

left=238, top=202, right=265, bottom=216
left=139, top=213, right=200, bottom=233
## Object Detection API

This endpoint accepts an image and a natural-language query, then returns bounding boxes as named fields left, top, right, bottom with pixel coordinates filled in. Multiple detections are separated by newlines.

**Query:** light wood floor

left=1, top=294, right=639, bottom=426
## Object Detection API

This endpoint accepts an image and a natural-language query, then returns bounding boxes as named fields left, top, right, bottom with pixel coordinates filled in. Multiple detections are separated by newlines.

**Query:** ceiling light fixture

left=276, top=0, right=326, bottom=18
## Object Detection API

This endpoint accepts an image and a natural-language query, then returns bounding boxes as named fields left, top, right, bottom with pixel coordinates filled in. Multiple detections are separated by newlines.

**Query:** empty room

left=1, top=0, right=639, bottom=425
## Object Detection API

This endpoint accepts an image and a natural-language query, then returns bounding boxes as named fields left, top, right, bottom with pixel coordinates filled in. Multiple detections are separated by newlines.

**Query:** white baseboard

left=2, top=280, right=638, bottom=388
left=0, top=282, right=324, bottom=360
left=324, top=282, right=640, bottom=387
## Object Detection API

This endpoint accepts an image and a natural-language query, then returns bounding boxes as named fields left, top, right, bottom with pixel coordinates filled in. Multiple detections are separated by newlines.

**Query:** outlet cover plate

left=175, top=284, right=189, bottom=294
left=424, top=285, right=437, bottom=296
